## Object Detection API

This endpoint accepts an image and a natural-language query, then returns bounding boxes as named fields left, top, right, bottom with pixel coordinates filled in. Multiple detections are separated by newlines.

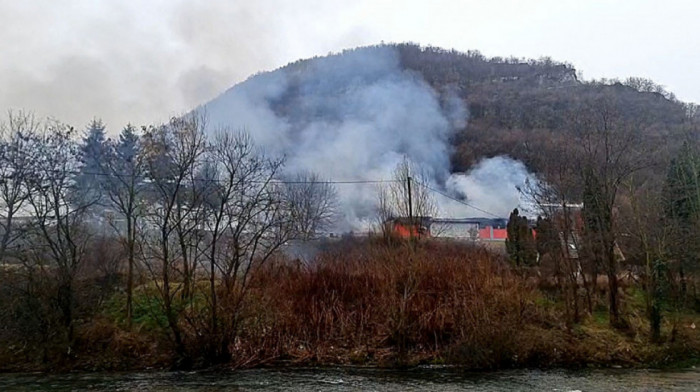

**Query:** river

left=1, top=367, right=699, bottom=391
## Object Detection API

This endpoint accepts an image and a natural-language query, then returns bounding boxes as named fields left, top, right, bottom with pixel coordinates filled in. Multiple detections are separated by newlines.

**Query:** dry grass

left=234, top=239, right=542, bottom=367
left=2, top=237, right=700, bottom=371
left=221, top=238, right=700, bottom=369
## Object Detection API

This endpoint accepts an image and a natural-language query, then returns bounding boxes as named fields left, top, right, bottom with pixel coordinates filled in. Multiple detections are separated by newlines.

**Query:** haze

left=1, top=0, right=697, bottom=130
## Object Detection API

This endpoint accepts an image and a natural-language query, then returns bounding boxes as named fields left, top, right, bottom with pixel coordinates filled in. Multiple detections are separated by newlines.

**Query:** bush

left=236, top=239, right=540, bottom=367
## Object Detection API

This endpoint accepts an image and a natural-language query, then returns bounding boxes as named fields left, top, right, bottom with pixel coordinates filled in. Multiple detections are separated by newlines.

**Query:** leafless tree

left=168, top=129, right=294, bottom=361
left=376, top=184, right=393, bottom=237
left=623, top=176, right=671, bottom=342
left=195, top=132, right=241, bottom=358
left=23, top=121, right=95, bottom=354
left=139, top=114, right=207, bottom=355
left=0, top=111, right=40, bottom=263
left=521, top=130, right=592, bottom=322
left=284, top=170, right=338, bottom=240
left=523, top=174, right=588, bottom=323
left=570, top=96, right=650, bottom=326
left=215, top=136, right=292, bottom=360
left=100, top=124, right=145, bottom=328
left=377, top=157, right=437, bottom=238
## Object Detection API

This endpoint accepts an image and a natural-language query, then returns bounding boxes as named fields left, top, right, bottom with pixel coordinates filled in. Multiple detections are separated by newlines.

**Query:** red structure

left=388, top=217, right=512, bottom=241
left=388, top=217, right=431, bottom=238
left=478, top=227, right=508, bottom=241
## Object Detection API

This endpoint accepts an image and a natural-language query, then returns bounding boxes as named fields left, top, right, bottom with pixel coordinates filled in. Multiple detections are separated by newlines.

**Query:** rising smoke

left=201, top=46, right=536, bottom=230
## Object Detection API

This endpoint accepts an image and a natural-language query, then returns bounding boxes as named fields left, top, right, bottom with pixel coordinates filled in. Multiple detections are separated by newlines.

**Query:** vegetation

left=1, top=44, right=700, bottom=371
left=1, top=238, right=699, bottom=371
left=0, top=111, right=337, bottom=369
left=278, top=43, right=696, bottom=174
left=505, top=208, right=536, bottom=266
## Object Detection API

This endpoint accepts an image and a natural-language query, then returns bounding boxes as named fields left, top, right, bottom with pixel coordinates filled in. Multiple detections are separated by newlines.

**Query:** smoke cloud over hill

left=202, top=46, right=535, bottom=230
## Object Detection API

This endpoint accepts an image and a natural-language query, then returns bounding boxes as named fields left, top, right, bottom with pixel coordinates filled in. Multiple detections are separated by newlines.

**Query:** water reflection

left=1, top=367, right=699, bottom=391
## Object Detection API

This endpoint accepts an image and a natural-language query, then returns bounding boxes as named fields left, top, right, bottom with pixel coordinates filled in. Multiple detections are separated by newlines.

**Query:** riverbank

left=6, top=316, right=695, bottom=373
left=4, top=366, right=700, bottom=391
left=0, top=367, right=700, bottom=392
left=1, top=239, right=699, bottom=373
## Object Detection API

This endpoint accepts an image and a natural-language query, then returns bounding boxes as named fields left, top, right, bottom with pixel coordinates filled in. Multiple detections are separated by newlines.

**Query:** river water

left=1, top=367, right=699, bottom=391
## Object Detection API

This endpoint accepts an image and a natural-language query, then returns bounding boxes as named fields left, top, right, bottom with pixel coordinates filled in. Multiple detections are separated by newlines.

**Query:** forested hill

left=396, top=44, right=693, bottom=172
left=204, top=43, right=697, bottom=178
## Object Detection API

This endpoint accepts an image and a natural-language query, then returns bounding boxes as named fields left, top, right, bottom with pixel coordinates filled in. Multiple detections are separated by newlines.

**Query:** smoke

left=444, top=156, right=537, bottom=219
left=0, top=1, right=375, bottom=129
left=202, top=46, right=536, bottom=229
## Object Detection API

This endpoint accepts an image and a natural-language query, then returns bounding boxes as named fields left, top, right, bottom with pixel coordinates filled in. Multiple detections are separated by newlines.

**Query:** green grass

left=592, top=309, right=609, bottom=325
left=102, top=285, right=211, bottom=332
left=102, top=290, right=168, bottom=330
left=627, top=286, right=647, bottom=310
left=534, top=294, right=557, bottom=309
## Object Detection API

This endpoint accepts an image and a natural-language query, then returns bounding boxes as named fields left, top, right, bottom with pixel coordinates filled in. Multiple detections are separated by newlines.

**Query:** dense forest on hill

left=261, top=43, right=696, bottom=173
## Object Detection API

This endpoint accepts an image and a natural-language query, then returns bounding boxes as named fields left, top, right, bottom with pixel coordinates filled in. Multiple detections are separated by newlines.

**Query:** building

left=387, top=217, right=509, bottom=242
left=431, top=218, right=480, bottom=240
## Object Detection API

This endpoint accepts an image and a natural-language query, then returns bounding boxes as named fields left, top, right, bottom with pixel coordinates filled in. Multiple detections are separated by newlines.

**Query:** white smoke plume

left=443, top=156, right=537, bottom=219
left=201, top=46, right=535, bottom=230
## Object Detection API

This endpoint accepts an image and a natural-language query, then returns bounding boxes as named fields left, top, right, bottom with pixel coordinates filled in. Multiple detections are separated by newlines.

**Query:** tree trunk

left=126, top=216, right=134, bottom=329
left=0, top=211, right=14, bottom=263
left=606, top=244, right=620, bottom=326
left=209, top=231, right=220, bottom=360
left=161, top=227, right=185, bottom=358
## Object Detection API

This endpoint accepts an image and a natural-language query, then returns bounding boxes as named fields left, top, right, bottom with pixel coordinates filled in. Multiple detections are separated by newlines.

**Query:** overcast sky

left=1, top=0, right=697, bottom=132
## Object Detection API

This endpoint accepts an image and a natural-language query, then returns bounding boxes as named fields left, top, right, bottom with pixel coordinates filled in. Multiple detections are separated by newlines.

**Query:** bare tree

left=196, top=132, right=242, bottom=359
left=100, top=124, right=145, bottom=328
left=570, top=96, right=649, bottom=326
left=284, top=170, right=338, bottom=240
left=23, top=121, right=95, bottom=354
left=377, top=157, right=437, bottom=238
left=212, top=135, right=293, bottom=361
left=522, top=132, right=591, bottom=322
left=140, top=114, right=206, bottom=356
left=173, top=129, right=296, bottom=362
left=624, top=176, right=670, bottom=342
left=524, top=174, right=588, bottom=323
left=376, top=184, right=393, bottom=237
left=0, top=111, right=40, bottom=263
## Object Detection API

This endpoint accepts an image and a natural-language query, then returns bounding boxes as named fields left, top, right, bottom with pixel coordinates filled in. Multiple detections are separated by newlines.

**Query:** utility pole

left=407, top=175, right=413, bottom=237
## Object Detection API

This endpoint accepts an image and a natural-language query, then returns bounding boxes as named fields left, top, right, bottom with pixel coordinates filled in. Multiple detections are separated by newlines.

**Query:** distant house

left=478, top=226, right=509, bottom=242
left=387, top=216, right=511, bottom=242
left=431, top=218, right=480, bottom=240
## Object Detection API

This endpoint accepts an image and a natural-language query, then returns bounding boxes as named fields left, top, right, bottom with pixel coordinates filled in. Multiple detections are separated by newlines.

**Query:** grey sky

left=1, top=0, right=697, bottom=132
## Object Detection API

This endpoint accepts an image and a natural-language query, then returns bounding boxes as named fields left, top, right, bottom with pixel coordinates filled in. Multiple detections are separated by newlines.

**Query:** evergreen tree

left=116, top=124, right=140, bottom=170
left=103, top=124, right=144, bottom=328
left=664, top=141, right=700, bottom=295
left=77, top=119, right=109, bottom=205
left=506, top=208, right=537, bottom=266
left=665, top=141, right=700, bottom=226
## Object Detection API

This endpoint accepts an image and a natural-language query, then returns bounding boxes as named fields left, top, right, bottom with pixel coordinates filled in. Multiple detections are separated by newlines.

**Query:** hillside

left=204, top=43, right=694, bottom=175
left=3, top=44, right=700, bottom=373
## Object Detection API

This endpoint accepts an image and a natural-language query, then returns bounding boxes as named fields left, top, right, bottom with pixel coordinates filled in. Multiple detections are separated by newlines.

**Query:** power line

left=413, top=180, right=501, bottom=218
left=15, top=168, right=400, bottom=185
left=11, top=167, right=503, bottom=217
left=269, top=179, right=399, bottom=185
